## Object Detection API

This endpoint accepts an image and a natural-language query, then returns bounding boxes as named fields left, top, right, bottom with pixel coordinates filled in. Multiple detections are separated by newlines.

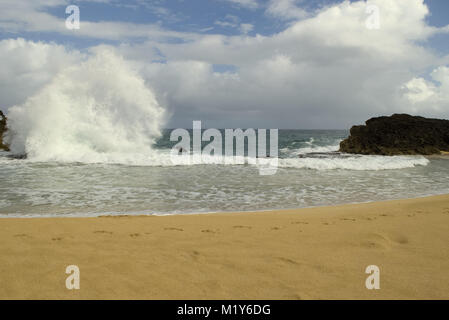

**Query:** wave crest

left=6, top=49, right=165, bottom=164
left=279, top=155, right=429, bottom=171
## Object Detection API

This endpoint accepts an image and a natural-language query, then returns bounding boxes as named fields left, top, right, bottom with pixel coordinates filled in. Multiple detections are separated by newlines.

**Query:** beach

left=1, top=194, right=449, bottom=300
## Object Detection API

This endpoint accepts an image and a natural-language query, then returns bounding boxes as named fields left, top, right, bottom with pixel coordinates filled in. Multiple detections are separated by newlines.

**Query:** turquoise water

left=0, top=130, right=448, bottom=217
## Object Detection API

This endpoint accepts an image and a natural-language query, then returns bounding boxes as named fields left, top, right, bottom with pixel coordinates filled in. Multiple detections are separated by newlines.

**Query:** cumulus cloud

left=402, top=66, right=449, bottom=114
left=0, top=38, right=83, bottom=109
left=1, top=0, right=449, bottom=129
left=121, top=0, right=448, bottom=128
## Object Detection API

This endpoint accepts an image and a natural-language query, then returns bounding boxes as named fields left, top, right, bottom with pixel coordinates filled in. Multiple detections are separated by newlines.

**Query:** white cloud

left=0, top=38, right=83, bottom=109
left=1, top=0, right=449, bottom=129
left=402, top=66, right=449, bottom=113
left=223, top=0, right=259, bottom=10
left=402, top=78, right=436, bottom=104
left=240, top=23, right=254, bottom=34
left=215, top=15, right=240, bottom=28
left=0, top=0, right=198, bottom=41
left=214, top=15, right=254, bottom=35
left=131, top=0, right=449, bottom=128
left=266, top=0, right=308, bottom=20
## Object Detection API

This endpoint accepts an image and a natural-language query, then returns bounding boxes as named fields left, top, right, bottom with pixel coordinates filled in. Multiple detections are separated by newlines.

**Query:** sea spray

left=5, top=49, right=166, bottom=164
left=2, top=54, right=431, bottom=172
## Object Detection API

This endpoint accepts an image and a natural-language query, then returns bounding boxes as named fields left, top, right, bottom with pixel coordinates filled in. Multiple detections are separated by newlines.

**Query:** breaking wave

left=278, top=155, right=429, bottom=171
left=6, top=49, right=166, bottom=164
left=2, top=57, right=431, bottom=172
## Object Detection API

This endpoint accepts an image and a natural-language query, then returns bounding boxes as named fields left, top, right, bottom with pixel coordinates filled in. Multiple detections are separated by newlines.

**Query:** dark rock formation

left=0, top=110, right=9, bottom=151
left=340, top=114, right=449, bottom=155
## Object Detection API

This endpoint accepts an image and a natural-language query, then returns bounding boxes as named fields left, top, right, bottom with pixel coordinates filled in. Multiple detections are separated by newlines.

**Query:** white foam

left=278, top=155, right=429, bottom=171
left=280, top=138, right=341, bottom=156
left=5, top=49, right=166, bottom=165
left=295, top=143, right=340, bottom=154
left=2, top=75, right=432, bottom=172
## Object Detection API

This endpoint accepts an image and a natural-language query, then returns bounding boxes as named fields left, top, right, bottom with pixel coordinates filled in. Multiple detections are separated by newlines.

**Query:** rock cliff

left=340, top=114, right=449, bottom=155
left=0, top=110, right=9, bottom=151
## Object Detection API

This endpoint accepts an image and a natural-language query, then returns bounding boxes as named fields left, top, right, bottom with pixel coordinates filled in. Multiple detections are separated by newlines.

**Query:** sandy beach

left=1, top=194, right=449, bottom=300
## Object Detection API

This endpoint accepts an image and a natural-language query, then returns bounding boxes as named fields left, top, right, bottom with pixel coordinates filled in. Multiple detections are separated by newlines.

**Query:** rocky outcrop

left=0, top=110, right=9, bottom=151
left=340, top=114, right=449, bottom=155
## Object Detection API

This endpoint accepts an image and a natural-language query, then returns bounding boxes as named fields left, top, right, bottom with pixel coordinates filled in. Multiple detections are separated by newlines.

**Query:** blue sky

left=1, top=0, right=449, bottom=129
left=1, top=0, right=448, bottom=50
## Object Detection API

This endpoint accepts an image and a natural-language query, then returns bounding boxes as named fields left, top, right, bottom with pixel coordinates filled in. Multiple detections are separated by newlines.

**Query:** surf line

left=169, top=121, right=279, bottom=175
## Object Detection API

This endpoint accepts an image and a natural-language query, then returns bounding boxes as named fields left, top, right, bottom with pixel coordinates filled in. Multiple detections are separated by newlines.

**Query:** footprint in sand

left=291, top=221, right=309, bottom=225
left=201, top=229, right=218, bottom=234
left=391, top=234, right=409, bottom=244
left=360, top=233, right=391, bottom=249
left=277, top=257, right=301, bottom=266
left=14, top=234, right=31, bottom=238
left=164, top=227, right=184, bottom=232
left=129, top=233, right=140, bottom=237
left=361, top=232, right=408, bottom=249
left=52, top=237, right=63, bottom=241
left=340, top=218, right=356, bottom=222
left=188, top=250, right=204, bottom=261
left=93, top=230, right=113, bottom=235
left=233, top=225, right=252, bottom=229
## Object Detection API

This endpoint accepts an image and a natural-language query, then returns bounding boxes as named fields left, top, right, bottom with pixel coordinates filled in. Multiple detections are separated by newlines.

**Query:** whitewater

left=5, top=49, right=166, bottom=165
left=0, top=49, right=448, bottom=217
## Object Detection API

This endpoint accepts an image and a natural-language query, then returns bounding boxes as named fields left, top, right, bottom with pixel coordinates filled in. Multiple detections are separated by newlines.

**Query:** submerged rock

left=340, top=114, right=449, bottom=155
left=0, top=110, right=9, bottom=151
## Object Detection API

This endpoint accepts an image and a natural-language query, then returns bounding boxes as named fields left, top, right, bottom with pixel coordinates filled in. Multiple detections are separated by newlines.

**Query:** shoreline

left=1, top=194, right=449, bottom=299
left=2, top=192, right=449, bottom=219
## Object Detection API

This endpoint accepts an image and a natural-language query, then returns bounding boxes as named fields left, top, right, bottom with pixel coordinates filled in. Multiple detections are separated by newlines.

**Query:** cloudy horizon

left=1, top=0, right=449, bottom=129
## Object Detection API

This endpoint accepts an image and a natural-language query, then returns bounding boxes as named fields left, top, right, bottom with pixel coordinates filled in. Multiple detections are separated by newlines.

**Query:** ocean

left=1, top=129, right=447, bottom=217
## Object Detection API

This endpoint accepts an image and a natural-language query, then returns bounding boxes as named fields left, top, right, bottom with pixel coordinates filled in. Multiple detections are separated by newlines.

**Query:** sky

left=0, top=0, right=449, bottom=129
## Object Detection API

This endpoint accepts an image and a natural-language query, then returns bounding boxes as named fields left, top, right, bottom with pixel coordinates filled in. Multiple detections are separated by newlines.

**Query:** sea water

left=1, top=130, right=448, bottom=217
left=0, top=49, right=448, bottom=217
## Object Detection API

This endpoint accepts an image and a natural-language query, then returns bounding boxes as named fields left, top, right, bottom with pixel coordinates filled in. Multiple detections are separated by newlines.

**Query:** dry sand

left=1, top=194, right=449, bottom=300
